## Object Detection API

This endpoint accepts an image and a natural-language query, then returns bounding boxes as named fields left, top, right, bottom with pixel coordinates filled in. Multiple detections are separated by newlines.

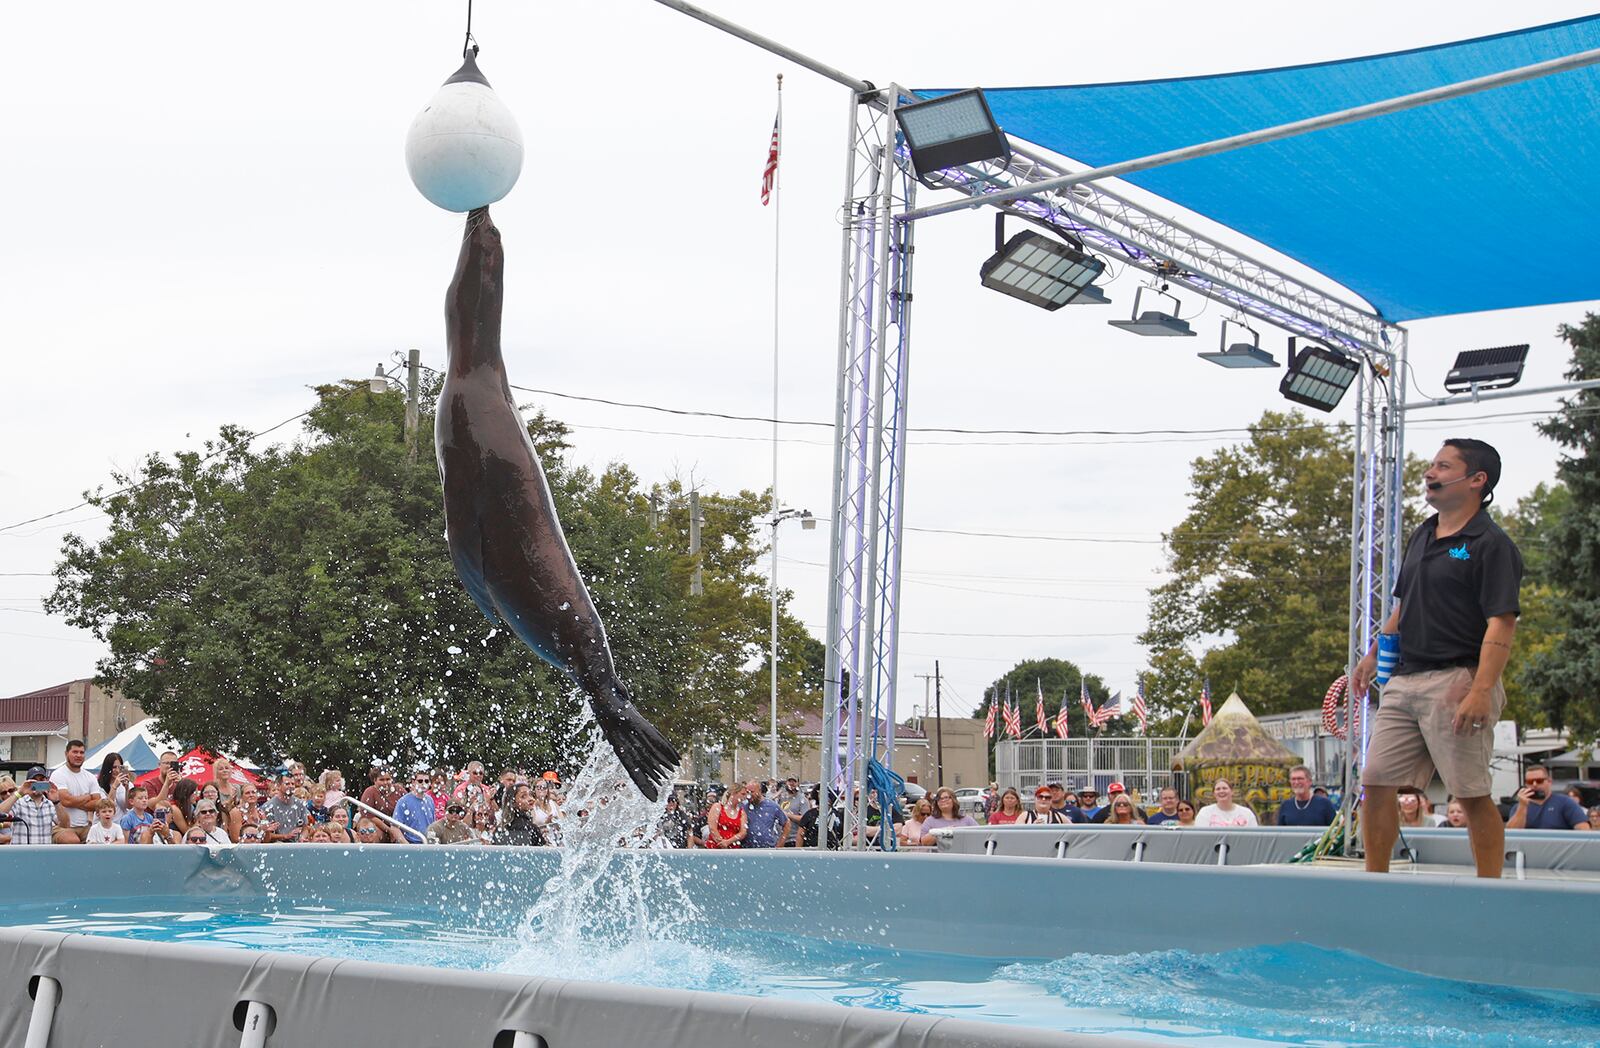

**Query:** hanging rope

left=463, top=0, right=477, bottom=57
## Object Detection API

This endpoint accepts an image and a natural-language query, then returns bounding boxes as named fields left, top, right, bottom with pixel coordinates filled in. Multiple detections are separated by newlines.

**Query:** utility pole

left=689, top=489, right=703, bottom=596
left=914, top=671, right=934, bottom=785
left=647, top=493, right=661, bottom=530
left=404, top=348, right=421, bottom=464
left=934, top=660, right=944, bottom=788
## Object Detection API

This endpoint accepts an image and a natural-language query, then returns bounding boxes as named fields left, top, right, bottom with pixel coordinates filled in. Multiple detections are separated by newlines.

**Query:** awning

left=0, top=722, right=68, bottom=737
left=921, top=15, right=1600, bottom=321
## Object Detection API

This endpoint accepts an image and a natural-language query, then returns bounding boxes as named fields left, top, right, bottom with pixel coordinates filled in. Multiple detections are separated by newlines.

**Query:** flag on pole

left=1132, top=683, right=1149, bottom=733
left=1201, top=677, right=1214, bottom=727
left=1079, top=680, right=1095, bottom=725
left=760, top=112, right=781, bottom=205
left=1054, top=691, right=1070, bottom=739
left=983, top=698, right=996, bottom=740
left=1035, top=679, right=1048, bottom=735
left=1094, top=691, right=1122, bottom=727
left=1004, top=694, right=1022, bottom=739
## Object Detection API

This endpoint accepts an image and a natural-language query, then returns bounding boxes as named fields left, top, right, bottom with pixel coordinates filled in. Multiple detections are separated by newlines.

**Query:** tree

left=1139, top=410, right=1424, bottom=719
left=1497, top=481, right=1569, bottom=728
left=46, top=379, right=817, bottom=777
left=1523, top=313, right=1600, bottom=743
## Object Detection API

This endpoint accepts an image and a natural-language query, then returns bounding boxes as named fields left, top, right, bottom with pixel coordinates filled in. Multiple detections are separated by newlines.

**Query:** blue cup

left=1374, top=632, right=1401, bottom=688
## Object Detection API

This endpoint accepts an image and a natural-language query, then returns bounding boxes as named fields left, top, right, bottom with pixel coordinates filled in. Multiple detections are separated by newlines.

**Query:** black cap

left=26, top=765, right=48, bottom=781
left=443, top=50, right=491, bottom=88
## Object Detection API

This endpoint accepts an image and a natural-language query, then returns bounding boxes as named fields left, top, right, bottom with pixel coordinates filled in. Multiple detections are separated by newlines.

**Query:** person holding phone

left=1507, top=764, right=1591, bottom=830
left=12, top=767, right=71, bottom=844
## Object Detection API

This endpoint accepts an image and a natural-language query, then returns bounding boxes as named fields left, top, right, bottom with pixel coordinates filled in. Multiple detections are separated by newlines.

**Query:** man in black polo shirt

left=1354, top=438, right=1522, bottom=878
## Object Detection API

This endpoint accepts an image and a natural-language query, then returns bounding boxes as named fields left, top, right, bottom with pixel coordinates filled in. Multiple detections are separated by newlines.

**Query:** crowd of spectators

left=1, top=744, right=1592, bottom=848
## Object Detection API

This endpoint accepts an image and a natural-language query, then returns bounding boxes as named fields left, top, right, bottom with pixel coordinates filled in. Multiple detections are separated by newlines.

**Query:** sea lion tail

left=591, top=681, right=680, bottom=803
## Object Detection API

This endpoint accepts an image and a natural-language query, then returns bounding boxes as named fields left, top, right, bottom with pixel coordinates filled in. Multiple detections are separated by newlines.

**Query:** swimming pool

left=1, top=844, right=1596, bottom=1046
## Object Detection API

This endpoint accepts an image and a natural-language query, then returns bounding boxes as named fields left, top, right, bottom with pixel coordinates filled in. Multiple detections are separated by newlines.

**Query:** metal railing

left=995, top=737, right=1185, bottom=800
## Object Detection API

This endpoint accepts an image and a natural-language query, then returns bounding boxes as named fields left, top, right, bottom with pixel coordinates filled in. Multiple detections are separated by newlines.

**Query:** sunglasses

left=357, top=827, right=380, bottom=834
left=1526, top=777, right=1549, bottom=785
left=186, top=835, right=208, bottom=843
left=0, top=789, right=14, bottom=798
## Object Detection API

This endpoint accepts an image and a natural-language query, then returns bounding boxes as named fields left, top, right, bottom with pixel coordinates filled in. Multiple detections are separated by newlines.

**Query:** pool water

left=14, top=897, right=1599, bottom=1046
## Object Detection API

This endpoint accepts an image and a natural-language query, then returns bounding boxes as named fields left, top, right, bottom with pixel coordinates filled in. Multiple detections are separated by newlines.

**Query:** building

left=0, top=679, right=144, bottom=768
left=900, top=715, right=990, bottom=790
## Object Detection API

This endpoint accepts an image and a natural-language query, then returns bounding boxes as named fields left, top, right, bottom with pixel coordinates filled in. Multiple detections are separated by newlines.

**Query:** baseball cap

left=446, top=802, right=466, bottom=814
left=1107, top=783, right=1126, bottom=795
left=26, top=766, right=49, bottom=781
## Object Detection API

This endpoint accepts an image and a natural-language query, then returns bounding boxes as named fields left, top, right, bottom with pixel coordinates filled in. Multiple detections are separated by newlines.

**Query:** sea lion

left=436, top=207, right=679, bottom=801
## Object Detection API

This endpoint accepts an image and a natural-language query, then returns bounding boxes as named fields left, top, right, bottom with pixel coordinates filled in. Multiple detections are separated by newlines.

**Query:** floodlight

left=1444, top=344, right=1529, bottom=393
left=1108, top=285, right=1195, bottom=337
left=1198, top=319, right=1277, bottom=369
left=1279, top=338, right=1360, bottom=412
left=896, top=89, right=1010, bottom=183
left=978, top=215, right=1106, bottom=311
left=1067, top=283, right=1111, bottom=306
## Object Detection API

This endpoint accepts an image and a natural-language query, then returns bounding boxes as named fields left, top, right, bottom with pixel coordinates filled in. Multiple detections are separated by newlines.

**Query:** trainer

left=1353, top=438, right=1522, bottom=878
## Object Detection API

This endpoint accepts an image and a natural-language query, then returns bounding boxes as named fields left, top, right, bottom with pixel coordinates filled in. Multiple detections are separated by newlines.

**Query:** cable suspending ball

left=405, top=50, right=523, bottom=212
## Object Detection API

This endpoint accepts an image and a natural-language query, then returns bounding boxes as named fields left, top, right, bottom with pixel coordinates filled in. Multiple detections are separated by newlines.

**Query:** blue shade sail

left=923, top=15, right=1600, bottom=321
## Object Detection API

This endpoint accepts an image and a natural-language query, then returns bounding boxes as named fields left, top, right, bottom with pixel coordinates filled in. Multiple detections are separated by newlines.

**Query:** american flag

left=1132, top=683, right=1149, bottom=733
left=1034, top=679, right=1047, bottom=735
left=760, top=114, right=780, bottom=205
left=1054, top=692, right=1070, bottom=739
left=1003, top=695, right=1022, bottom=738
left=1094, top=691, right=1122, bottom=728
left=983, top=698, right=996, bottom=740
left=1079, top=680, right=1096, bottom=725
left=1201, top=677, right=1213, bottom=727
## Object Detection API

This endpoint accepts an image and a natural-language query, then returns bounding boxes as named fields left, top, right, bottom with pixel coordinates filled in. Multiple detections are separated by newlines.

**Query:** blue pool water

left=13, top=897, right=1600, bottom=1046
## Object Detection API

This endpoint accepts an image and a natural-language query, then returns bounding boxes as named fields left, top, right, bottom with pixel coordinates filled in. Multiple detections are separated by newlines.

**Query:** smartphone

left=30, top=781, right=50, bottom=793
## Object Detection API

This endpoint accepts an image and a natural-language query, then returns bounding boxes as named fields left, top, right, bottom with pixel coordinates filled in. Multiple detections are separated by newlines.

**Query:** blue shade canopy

left=923, top=16, right=1600, bottom=322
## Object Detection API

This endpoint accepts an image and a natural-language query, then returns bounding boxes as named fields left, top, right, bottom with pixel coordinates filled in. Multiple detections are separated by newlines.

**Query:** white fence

left=995, top=737, right=1185, bottom=800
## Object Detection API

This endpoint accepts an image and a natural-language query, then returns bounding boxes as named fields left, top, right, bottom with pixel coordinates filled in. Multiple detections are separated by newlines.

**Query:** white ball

left=405, top=81, right=524, bottom=212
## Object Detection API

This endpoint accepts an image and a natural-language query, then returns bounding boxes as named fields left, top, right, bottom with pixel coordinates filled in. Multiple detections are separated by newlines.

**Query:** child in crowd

left=86, top=798, right=125, bottom=844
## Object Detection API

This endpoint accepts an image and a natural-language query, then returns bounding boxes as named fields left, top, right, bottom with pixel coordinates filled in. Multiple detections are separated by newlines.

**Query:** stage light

left=1444, top=344, right=1529, bottom=393
left=978, top=215, right=1106, bottom=310
left=896, top=89, right=1010, bottom=183
left=1108, top=285, right=1195, bottom=337
left=1198, top=320, right=1276, bottom=369
left=1279, top=338, right=1360, bottom=412
left=1067, top=283, right=1111, bottom=306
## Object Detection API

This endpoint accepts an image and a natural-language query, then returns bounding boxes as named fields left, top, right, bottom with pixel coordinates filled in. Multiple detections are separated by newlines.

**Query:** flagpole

left=767, top=73, right=783, bottom=782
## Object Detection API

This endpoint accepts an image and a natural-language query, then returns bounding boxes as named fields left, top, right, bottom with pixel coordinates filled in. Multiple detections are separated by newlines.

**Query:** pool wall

left=2, top=844, right=1596, bottom=1045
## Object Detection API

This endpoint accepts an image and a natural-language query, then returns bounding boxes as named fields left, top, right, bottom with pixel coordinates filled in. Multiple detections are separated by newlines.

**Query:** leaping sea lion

left=436, top=207, right=678, bottom=801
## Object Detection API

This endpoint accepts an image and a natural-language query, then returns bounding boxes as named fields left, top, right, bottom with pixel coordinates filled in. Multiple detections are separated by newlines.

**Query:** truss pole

left=648, top=0, right=871, bottom=93
left=1342, top=367, right=1368, bottom=854
left=820, top=88, right=864, bottom=843
left=900, top=45, right=1600, bottom=223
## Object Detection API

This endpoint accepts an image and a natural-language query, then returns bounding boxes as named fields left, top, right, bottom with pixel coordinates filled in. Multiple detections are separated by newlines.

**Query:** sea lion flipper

left=446, top=525, right=501, bottom=627
left=591, top=680, right=679, bottom=803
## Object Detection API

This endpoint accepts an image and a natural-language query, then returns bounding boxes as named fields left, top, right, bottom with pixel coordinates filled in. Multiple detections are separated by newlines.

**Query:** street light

left=769, top=507, right=815, bottom=781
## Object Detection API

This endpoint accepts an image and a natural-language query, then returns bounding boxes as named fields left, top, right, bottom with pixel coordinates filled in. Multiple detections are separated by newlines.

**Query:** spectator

left=1397, top=786, right=1443, bottom=828
left=184, top=828, right=210, bottom=844
left=428, top=770, right=451, bottom=819
left=148, top=752, right=181, bottom=810
left=170, top=778, right=201, bottom=838
left=86, top=797, right=126, bottom=843
left=1020, top=786, right=1070, bottom=825
left=392, top=771, right=437, bottom=843
left=12, top=768, right=68, bottom=844
left=353, top=816, right=389, bottom=845
left=657, top=793, right=693, bottom=847
left=211, top=756, right=243, bottom=807
left=147, top=803, right=180, bottom=845
left=778, top=781, right=812, bottom=847
left=360, top=766, right=405, bottom=817
left=703, top=783, right=748, bottom=849
left=1195, top=779, right=1259, bottom=827
left=326, top=806, right=354, bottom=843
left=238, top=822, right=266, bottom=844
left=776, top=776, right=801, bottom=810
left=97, top=752, right=134, bottom=821
left=492, top=769, right=519, bottom=810
left=1106, top=794, right=1145, bottom=825
left=494, top=784, right=547, bottom=846
left=1089, top=783, right=1131, bottom=824
left=49, top=739, right=105, bottom=843
left=898, top=799, right=934, bottom=845
left=305, top=784, right=331, bottom=824
left=1076, top=787, right=1104, bottom=821
left=1175, top=798, right=1198, bottom=827
left=1047, top=782, right=1089, bottom=824
left=527, top=779, right=563, bottom=844
left=228, top=784, right=267, bottom=843
left=988, top=789, right=1024, bottom=825
left=1507, top=764, right=1591, bottom=830
left=1146, top=787, right=1184, bottom=826
left=1278, top=766, right=1338, bottom=827
left=192, top=801, right=231, bottom=845
left=305, top=825, right=334, bottom=843
left=468, top=805, right=496, bottom=844
left=198, top=782, right=224, bottom=815
left=1588, top=807, right=1600, bottom=830
left=796, top=787, right=827, bottom=848
left=119, top=785, right=158, bottom=844
left=261, top=774, right=309, bottom=843
left=743, top=780, right=786, bottom=849
left=426, top=802, right=476, bottom=844
left=452, top=762, right=495, bottom=814
left=319, top=768, right=348, bottom=809
left=1565, top=785, right=1585, bottom=806
left=922, top=787, right=979, bottom=840
left=1445, top=798, right=1469, bottom=828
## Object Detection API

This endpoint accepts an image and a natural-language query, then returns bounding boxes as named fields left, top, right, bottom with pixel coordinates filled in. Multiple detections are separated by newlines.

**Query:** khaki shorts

left=1363, top=666, right=1502, bottom=798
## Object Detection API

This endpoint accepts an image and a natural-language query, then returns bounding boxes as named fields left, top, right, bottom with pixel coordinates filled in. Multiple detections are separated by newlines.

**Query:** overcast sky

left=2, top=2, right=1596, bottom=719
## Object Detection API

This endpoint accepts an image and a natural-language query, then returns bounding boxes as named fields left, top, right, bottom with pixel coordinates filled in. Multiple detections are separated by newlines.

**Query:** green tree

left=1140, top=410, right=1424, bottom=718
left=1498, top=481, right=1569, bottom=728
left=1523, top=314, right=1600, bottom=743
left=46, top=379, right=816, bottom=777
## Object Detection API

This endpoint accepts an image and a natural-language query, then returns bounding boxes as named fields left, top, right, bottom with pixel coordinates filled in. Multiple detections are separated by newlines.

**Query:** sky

left=2, top=2, right=1597, bottom=720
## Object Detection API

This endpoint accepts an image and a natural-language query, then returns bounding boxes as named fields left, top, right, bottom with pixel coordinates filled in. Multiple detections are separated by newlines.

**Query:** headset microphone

left=1426, top=476, right=1469, bottom=492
